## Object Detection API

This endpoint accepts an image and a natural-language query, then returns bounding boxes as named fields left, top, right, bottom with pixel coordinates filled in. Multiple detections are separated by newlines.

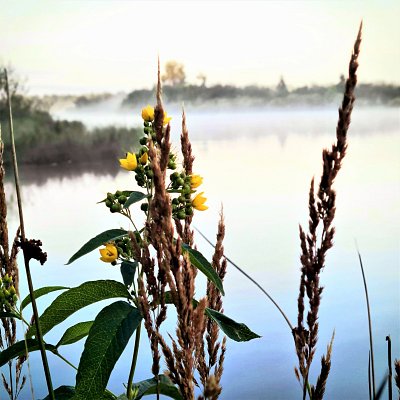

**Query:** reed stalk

left=3, top=68, right=55, bottom=400
left=386, top=336, right=392, bottom=400
left=293, top=22, right=362, bottom=398
left=357, top=248, right=376, bottom=398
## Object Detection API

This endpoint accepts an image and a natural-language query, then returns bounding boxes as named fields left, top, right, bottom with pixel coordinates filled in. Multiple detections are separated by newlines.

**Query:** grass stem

left=357, top=247, right=376, bottom=398
left=195, top=227, right=293, bottom=331
left=4, top=68, right=55, bottom=400
left=386, top=335, right=392, bottom=400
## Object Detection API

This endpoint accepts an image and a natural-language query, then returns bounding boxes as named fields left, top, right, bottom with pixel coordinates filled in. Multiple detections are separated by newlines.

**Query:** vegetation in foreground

left=0, top=23, right=398, bottom=400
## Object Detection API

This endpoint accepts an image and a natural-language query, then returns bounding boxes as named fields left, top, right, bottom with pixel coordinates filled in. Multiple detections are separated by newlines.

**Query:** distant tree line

left=120, top=61, right=400, bottom=107
left=0, top=67, right=141, bottom=166
left=122, top=79, right=400, bottom=108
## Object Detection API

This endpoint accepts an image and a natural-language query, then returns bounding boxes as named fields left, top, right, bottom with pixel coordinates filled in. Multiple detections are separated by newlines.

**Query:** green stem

left=195, top=227, right=293, bottom=331
left=126, top=323, right=142, bottom=399
left=4, top=68, right=55, bottom=400
left=52, top=350, right=77, bottom=370
left=124, top=210, right=139, bottom=232
left=386, top=335, right=392, bottom=400
left=357, top=248, right=376, bottom=398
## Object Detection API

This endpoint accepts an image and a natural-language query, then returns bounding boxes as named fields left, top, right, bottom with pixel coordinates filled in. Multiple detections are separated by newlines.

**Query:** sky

left=1, top=0, right=399, bottom=95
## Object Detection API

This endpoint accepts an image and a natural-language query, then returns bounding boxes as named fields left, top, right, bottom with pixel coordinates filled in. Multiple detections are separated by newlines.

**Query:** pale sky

left=1, top=0, right=399, bottom=95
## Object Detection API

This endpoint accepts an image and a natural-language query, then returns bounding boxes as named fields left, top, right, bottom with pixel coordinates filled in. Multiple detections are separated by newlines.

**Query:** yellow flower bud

left=99, top=243, right=118, bottom=263
left=163, top=112, right=172, bottom=126
left=190, top=174, right=203, bottom=189
left=139, top=152, right=148, bottom=165
left=141, top=105, right=155, bottom=122
left=192, top=192, right=208, bottom=211
left=119, top=152, right=137, bottom=171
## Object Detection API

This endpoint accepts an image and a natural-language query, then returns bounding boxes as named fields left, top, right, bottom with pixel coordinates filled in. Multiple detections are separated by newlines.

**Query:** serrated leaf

left=123, top=191, right=147, bottom=209
left=134, top=374, right=183, bottom=399
left=74, top=301, right=142, bottom=400
left=26, top=280, right=130, bottom=338
left=67, top=229, right=128, bottom=265
left=21, top=286, right=69, bottom=311
left=120, top=261, right=138, bottom=287
left=181, top=243, right=224, bottom=295
left=56, top=321, right=94, bottom=347
left=0, top=339, right=56, bottom=367
left=205, top=308, right=261, bottom=342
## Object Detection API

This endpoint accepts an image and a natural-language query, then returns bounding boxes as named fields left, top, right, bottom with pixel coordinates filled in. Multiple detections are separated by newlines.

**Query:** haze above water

left=4, top=105, right=399, bottom=399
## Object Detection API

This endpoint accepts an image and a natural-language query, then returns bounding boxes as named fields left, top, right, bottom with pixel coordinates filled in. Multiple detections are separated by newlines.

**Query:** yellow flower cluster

left=140, top=105, right=172, bottom=126
left=189, top=175, right=207, bottom=210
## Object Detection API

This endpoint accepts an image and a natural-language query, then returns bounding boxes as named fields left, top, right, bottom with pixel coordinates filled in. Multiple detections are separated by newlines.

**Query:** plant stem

left=386, top=335, right=392, bottom=400
left=8, top=361, right=13, bottom=400
left=195, top=227, right=293, bottom=331
left=126, top=323, right=142, bottom=399
left=52, top=350, right=77, bottom=370
left=368, top=352, right=372, bottom=400
left=357, top=248, right=376, bottom=399
left=4, top=68, right=55, bottom=400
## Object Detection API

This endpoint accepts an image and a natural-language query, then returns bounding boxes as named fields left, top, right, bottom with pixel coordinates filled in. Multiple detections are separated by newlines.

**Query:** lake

left=3, top=105, right=399, bottom=399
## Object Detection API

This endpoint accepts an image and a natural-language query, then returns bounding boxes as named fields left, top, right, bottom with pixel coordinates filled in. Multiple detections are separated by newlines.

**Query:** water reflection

left=2, top=108, right=399, bottom=399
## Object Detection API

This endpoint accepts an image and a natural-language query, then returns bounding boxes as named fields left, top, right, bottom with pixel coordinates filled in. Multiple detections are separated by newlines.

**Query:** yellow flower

left=192, top=192, right=208, bottom=211
left=163, top=112, right=172, bottom=126
left=142, top=105, right=155, bottom=122
left=139, top=152, right=148, bottom=165
left=119, top=152, right=137, bottom=171
left=99, top=244, right=118, bottom=263
left=190, top=175, right=203, bottom=189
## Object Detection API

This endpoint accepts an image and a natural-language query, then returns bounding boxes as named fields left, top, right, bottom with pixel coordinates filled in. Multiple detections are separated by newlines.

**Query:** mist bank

left=31, top=82, right=400, bottom=112
left=0, top=93, right=141, bottom=166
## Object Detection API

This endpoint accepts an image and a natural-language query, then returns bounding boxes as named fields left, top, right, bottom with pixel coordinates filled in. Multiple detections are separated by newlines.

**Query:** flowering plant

left=0, top=75, right=258, bottom=400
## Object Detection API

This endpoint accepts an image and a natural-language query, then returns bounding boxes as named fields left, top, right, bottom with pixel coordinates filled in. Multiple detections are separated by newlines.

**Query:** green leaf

left=0, top=339, right=56, bottom=367
left=163, top=292, right=258, bottom=342
left=41, top=386, right=75, bottom=400
left=205, top=308, right=261, bottom=342
left=40, top=386, right=117, bottom=400
left=123, top=191, right=147, bottom=209
left=0, top=311, right=21, bottom=319
left=21, top=286, right=69, bottom=311
left=56, top=321, right=94, bottom=347
left=133, top=374, right=183, bottom=399
left=120, top=260, right=138, bottom=287
left=181, top=243, right=224, bottom=295
left=74, top=301, right=142, bottom=400
left=26, top=280, right=130, bottom=338
left=66, top=229, right=128, bottom=265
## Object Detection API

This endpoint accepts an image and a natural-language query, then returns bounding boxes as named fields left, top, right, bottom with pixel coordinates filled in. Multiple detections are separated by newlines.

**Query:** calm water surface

left=3, top=107, right=399, bottom=399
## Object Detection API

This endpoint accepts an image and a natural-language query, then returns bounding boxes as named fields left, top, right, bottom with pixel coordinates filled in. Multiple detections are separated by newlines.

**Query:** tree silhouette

left=276, top=76, right=288, bottom=96
left=161, top=61, right=186, bottom=86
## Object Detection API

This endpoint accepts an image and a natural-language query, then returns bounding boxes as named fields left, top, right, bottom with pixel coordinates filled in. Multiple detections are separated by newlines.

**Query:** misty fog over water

left=4, top=105, right=399, bottom=399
